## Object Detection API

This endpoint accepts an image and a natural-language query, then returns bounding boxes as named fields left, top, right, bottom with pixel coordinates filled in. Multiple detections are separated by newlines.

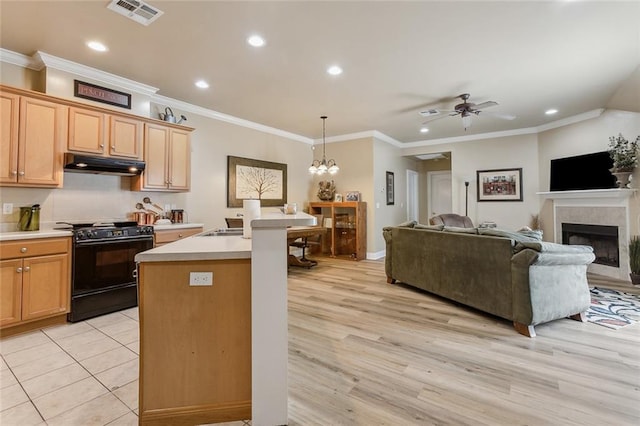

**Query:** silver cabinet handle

left=24, top=266, right=30, bottom=272
left=16, top=267, right=22, bottom=273
left=18, top=171, right=25, bottom=176
left=20, top=247, right=27, bottom=253
left=111, top=145, right=116, bottom=150
left=11, top=170, right=17, bottom=175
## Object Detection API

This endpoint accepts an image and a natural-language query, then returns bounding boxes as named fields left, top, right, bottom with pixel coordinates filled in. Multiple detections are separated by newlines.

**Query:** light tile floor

left=0, top=308, right=251, bottom=426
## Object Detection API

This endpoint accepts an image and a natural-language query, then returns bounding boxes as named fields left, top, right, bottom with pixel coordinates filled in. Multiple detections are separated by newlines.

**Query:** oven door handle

left=74, top=235, right=154, bottom=246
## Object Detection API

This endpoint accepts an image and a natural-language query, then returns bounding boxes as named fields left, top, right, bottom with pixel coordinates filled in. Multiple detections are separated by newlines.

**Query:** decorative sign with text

left=74, top=80, right=131, bottom=109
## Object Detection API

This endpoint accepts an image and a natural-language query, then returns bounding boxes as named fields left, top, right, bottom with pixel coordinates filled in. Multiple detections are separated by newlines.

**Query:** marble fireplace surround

left=538, top=189, right=636, bottom=281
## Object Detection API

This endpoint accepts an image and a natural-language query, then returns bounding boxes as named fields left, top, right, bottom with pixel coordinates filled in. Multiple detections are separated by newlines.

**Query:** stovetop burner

left=56, top=220, right=139, bottom=230
left=56, top=220, right=154, bottom=241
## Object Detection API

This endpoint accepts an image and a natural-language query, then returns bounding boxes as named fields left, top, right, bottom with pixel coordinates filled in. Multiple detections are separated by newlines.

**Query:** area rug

left=586, top=287, right=640, bottom=329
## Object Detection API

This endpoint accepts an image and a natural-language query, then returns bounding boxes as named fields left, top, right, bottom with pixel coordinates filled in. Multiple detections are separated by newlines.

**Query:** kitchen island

left=135, top=212, right=315, bottom=426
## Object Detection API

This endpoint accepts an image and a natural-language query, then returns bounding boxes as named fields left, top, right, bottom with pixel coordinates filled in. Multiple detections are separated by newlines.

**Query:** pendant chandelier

left=308, top=116, right=339, bottom=175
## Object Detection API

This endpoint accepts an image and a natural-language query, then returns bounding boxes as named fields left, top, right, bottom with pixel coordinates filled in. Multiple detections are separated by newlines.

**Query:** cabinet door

left=0, top=259, right=22, bottom=327
left=110, top=115, right=141, bottom=158
left=168, top=129, right=190, bottom=190
left=143, top=123, right=170, bottom=189
left=68, top=107, right=105, bottom=154
left=0, top=92, right=19, bottom=183
left=18, top=97, right=67, bottom=186
left=21, top=254, right=69, bottom=321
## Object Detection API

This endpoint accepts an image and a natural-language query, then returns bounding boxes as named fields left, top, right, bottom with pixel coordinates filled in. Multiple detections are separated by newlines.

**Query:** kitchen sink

left=198, top=228, right=243, bottom=237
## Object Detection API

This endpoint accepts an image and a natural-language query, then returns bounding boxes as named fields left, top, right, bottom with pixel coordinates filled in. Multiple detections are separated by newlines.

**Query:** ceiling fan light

left=461, top=114, right=472, bottom=130
left=328, top=163, right=339, bottom=174
left=308, top=164, right=318, bottom=174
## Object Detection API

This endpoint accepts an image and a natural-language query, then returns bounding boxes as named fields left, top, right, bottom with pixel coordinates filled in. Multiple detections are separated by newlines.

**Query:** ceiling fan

left=419, top=93, right=515, bottom=130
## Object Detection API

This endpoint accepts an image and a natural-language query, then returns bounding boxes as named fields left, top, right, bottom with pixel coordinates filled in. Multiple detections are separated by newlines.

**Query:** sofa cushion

left=414, top=223, right=444, bottom=230
left=397, top=220, right=417, bottom=228
left=443, top=226, right=478, bottom=234
left=477, top=227, right=541, bottom=243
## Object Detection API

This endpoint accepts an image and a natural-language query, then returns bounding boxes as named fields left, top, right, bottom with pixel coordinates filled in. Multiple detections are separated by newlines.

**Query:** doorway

left=428, top=171, right=452, bottom=219
left=406, top=170, right=419, bottom=222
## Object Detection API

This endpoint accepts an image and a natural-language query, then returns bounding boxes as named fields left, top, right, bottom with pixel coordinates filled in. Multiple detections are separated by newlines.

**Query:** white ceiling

left=1, top=0, right=639, bottom=143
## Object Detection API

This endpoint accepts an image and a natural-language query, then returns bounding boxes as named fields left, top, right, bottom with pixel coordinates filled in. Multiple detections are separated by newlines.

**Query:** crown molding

left=34, top=51, right=159, bottom=96
left=535, top=108, right=604, bottom=132
left=152, top=94, right=314, bottom=144
left=0, top=48, right=40, bottom=70
left=403, top=126, right=539, bottom=149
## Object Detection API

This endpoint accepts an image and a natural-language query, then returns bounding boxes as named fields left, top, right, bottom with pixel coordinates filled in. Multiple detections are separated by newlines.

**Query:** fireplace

left=539, top=188, right=634, bottom=281
left=562, top=223, right=619, bottom=267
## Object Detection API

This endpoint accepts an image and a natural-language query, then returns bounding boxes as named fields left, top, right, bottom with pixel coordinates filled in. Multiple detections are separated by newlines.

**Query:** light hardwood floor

left=286, top=258, right=640, bottom=426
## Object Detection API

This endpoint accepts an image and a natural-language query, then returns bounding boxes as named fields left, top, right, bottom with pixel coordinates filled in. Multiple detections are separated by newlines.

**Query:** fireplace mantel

left=537, top=188, right=636, bottom=200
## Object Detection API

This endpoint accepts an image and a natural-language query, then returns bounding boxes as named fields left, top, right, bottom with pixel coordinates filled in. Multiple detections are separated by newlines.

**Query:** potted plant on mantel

left=608, top=133, right=639, bottom=188
left=630, top=236, right=640, bottom=285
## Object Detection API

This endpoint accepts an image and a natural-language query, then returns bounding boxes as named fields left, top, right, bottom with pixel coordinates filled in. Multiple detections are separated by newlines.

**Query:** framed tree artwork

left=227, top=156, right=287, bottom=207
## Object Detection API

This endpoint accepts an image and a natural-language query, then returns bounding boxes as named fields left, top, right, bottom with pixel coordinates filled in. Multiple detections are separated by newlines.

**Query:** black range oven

left=58, top=221, right=154, bottom=322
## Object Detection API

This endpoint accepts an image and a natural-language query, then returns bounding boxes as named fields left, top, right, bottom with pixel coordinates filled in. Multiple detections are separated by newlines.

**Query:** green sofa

left=382, top=222, right=596, bottom=337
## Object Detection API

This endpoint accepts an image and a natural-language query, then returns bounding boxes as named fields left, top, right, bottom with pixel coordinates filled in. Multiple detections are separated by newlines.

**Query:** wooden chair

left=225, top=217, right=243, bottom=228
left=289, top=214, right=323, bottom=268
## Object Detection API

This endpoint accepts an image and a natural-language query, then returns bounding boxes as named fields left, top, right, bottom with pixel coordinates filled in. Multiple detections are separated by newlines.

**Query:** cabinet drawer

left=0, top=237, right=70, bottom=260
left=154, top=227, right=202, bottom=245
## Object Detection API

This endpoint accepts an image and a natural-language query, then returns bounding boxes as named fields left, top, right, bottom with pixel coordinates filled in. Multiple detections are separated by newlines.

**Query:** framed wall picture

left=334, top=193, right=343, bottom=202
left=386, top=171, right=395, bottom=205
left=477, top=168, right=523, bottom=202
left=345, top=191, right=361, bottom=202
left=227, top=156, right=287, bottom=207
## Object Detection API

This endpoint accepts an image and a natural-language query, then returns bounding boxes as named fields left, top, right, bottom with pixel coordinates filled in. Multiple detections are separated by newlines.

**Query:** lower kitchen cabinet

left=154, top=226, right=203, bottom=247
left=0, top=237, right=71, bottom=337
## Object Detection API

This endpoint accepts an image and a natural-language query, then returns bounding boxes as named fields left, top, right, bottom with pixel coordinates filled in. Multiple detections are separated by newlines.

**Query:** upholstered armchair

left=429, top=213, right=474, bottom=228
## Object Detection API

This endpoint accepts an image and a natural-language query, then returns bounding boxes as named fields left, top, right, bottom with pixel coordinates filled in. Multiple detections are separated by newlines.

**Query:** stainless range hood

left=64, top=153, right=145, bottom=176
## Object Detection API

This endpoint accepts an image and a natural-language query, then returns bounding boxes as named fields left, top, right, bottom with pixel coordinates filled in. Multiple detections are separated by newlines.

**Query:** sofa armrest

left=511, top=249, right=595, bottom=266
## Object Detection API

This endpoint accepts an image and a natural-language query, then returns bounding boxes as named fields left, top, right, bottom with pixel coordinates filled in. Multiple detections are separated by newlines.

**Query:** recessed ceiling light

left=195, top=80, right=209, bottom=89
left=247, top=35, right=265, bottom=47
left=545, top=109, right=558, bottom=115
left=87, top=41, right=107, bottom=52
left=420, top=127, right=429, bottom=133
left=327, top=65, right=343, bottom=76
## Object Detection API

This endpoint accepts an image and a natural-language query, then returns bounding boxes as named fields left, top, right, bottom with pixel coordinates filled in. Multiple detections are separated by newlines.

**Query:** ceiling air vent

left=107, top=0, right=164, bottom=26
left=419, top=109, right=440, bottom=117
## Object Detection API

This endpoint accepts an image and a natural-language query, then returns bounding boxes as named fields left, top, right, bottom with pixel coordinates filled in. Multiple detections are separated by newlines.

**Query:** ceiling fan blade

left=479, top=111, right=516, bottom=120
left=421, top=114, right=451, bottom=125
left=470, top=101, right=498, bottom=110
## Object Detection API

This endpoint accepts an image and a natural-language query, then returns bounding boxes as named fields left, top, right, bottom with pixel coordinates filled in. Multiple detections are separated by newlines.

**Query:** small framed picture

left=334, top=193, right=343, bottom=202
left=386, top=171, right=394, bottom=205
left=345, top=191, right=361, bottom=202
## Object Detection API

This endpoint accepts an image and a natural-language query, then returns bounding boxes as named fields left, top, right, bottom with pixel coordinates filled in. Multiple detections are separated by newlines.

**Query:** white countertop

left=136, top=232, right=252, bottom=262
left=151, top=223, right=204, bottom=231
left=135, top=212, right=315, bottom=263
left=0, top=229, right=73, bottom=241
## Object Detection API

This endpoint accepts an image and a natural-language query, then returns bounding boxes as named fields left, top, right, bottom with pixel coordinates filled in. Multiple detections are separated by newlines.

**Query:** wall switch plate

left=189, top=272, right=213, bottom=286
left=3, top=203, right=13, bottom=215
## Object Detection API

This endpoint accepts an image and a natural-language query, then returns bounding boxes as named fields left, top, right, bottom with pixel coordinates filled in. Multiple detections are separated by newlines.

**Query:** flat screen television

left=549, top=151, right=616, bottom=191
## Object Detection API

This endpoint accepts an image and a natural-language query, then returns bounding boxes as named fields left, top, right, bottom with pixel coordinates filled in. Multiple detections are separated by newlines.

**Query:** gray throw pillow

left=397, top=220, right=417, bottom=228
left=478, top=227, right=540, bottom=243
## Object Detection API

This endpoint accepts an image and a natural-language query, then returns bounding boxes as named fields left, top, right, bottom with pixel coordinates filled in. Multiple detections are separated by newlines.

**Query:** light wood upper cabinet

left=0, top=92, right=67, bottom=187
left=109, top=115, right=141, bottom=158
left=68, top=107, right=106, bottom=154
left=68, top=108, right=142, bottom=159
left=133, top=122, right=191, bottom=191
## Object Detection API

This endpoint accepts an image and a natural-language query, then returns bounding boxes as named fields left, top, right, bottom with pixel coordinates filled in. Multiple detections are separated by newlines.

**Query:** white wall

left=403, top=133, right=540, bottom=230
left=538, top=109, right=640, bottom=237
